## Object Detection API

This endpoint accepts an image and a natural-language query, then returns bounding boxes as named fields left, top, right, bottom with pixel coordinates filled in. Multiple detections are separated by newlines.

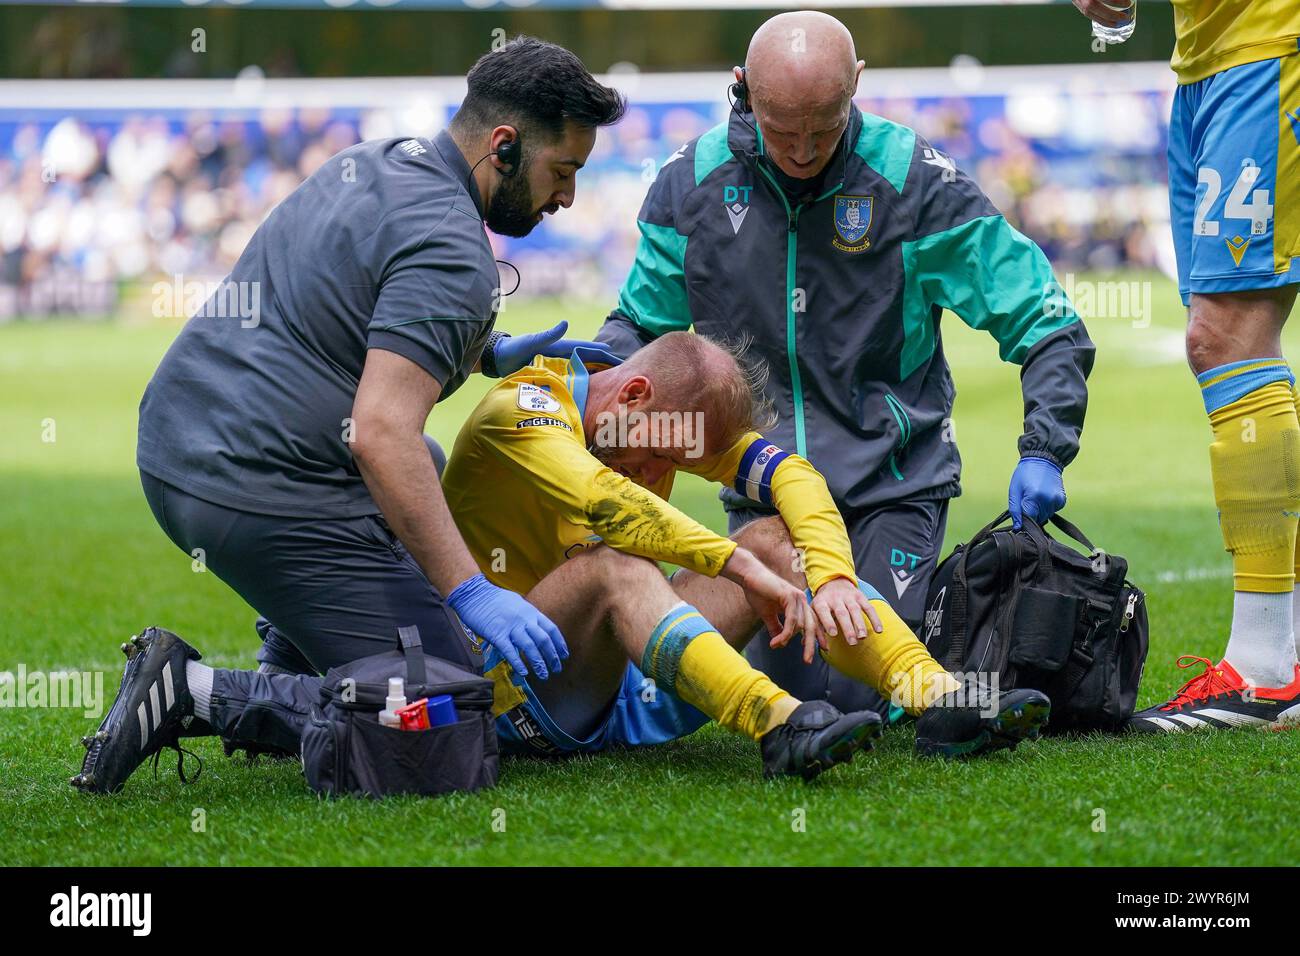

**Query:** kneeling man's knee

left=733, top=516, right=799, bottom=577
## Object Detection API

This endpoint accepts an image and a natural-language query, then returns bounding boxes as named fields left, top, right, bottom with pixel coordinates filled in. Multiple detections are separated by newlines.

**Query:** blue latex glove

left=490, top=321, right=612, bottom=378
left=1008, top=456, right=1066, bottom=530
left=446, top=573, right=569, bottom=679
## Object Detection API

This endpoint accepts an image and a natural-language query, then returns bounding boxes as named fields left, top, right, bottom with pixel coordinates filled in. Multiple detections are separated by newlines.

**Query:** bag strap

left=1015, top=517, right=1056, bottom=575
left=945, top=511, right=1014, bottom=668
left=1062, top=644, right=1094, bottom=700
left=397, top=625, right=427, bottom=688
left=1027, top=513, right=1111, bottom=582
left=1047, top=513, right=1097, bottom=552
left=969, top=510, right=1096, bottom=553
left=946, top=549, right=970, bottom=669
left=969, top=510, right=1014, bottom=547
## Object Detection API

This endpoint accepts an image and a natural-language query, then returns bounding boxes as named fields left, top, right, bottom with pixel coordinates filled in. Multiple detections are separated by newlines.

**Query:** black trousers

left=140, top=445, right=470, bottom=749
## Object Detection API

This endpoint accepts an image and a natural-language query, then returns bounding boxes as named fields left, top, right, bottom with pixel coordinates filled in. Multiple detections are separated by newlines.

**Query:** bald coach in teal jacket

left=596, top=11, right=1095, bottom=715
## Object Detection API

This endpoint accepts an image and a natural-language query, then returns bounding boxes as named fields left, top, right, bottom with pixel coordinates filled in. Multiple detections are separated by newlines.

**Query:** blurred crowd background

left=0, top=73, right=1176, bottom=320
left=0, top=1, right=1180, bottom=321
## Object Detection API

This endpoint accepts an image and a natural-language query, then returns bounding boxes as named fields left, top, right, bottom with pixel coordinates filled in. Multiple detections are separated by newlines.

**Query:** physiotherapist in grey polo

left=135, top=39, right=625, bottom=712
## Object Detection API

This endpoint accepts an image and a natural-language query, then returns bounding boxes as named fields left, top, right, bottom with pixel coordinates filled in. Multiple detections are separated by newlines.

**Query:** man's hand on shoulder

left=484, top=321, right=619, bottom=377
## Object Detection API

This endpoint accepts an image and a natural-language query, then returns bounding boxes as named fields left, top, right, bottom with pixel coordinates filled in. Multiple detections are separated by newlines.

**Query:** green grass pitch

left=3, top=271, right=1298, bottom=866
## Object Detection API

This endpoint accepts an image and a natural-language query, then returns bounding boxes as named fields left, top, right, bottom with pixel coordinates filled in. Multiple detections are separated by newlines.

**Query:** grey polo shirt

left=137, top=131, right=498, bottom=518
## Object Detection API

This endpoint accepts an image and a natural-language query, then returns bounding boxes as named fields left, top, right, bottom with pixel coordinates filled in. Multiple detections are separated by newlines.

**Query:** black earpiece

left=727, top=67, right=759, bottom=139
left=729, top=68, right=750, bottom=112
left=464, top=128, right=524, bottom=294
left=495, top=128, right=522, bottom=177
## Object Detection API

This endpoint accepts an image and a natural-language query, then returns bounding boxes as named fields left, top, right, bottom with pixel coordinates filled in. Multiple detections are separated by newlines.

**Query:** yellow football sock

left=1292, top=382, right=1300, bottom=585
left=642, top=604, right=798, bottom=740
left=820, top=586, right=959, bottom=716
left=1200, top=362, right=1300, bottom=592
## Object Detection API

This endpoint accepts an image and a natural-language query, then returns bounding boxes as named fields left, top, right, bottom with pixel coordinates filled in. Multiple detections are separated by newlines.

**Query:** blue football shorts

left=1168, top=53, right=1300, bottom=305
left=480, top=645, right=710, bottom=757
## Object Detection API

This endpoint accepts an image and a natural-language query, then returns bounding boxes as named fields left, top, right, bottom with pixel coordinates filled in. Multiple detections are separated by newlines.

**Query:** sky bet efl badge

left=517, top=382, right=560, bottom=414
left=833, top=195, right=873, bottom=252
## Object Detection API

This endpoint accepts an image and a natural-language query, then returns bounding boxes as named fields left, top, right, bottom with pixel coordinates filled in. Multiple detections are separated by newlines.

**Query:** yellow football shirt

left=441, top=352, right=856, bottom=596
left=1170, top=0, right=1300, bottom=84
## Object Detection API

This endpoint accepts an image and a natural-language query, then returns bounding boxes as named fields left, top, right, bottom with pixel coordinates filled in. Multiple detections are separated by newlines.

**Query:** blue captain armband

left=732, top=439, right=791, bottom=507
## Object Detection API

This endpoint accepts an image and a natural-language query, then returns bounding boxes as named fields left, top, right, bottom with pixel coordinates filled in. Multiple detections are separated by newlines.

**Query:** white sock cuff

left=186, top=660, right=214, bottom=723
left=1292, top=583, right=1300, bottom=659
left=1225, top=591, right=1297, bottom=688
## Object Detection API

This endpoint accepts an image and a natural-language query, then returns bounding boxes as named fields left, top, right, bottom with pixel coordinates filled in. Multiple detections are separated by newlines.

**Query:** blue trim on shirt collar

left=566, top=345, right=622, bottom=419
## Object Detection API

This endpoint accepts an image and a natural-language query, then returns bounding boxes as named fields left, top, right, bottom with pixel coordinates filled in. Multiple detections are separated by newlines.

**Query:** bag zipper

left=1118, top=591, right=1139, bottom=633
left=330, top=679, right=494, bottom=711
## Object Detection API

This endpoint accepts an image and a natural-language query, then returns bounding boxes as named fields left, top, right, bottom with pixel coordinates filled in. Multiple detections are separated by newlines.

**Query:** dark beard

left=485, top=168, right=540, bottom=238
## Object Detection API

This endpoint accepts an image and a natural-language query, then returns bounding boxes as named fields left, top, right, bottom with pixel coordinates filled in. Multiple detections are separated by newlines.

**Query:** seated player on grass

left=71, top=334, right=1047, bottom=794
left=437, top=331, right=1048, bottom=766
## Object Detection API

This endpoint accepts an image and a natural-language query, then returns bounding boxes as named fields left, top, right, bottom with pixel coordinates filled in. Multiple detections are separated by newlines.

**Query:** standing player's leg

left=1292, top=381, right=1300, bottom=664
left=1194, top=286, right=1299, bottom=686
left=1131, top=55, right=1300, bottom=731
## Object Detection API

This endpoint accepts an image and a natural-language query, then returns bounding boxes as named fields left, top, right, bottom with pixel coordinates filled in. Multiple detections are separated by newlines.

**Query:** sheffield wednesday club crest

left=833, top=195, right=873, bottom=252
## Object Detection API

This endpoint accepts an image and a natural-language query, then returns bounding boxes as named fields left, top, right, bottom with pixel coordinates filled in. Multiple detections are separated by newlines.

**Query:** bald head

left=746, top=11, right=858, bottom=111
left=738, top=11, right=864, bottom=180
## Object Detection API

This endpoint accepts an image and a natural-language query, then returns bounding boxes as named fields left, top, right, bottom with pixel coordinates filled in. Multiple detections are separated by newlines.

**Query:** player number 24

left=1194, top=163, right=1274, bottom=237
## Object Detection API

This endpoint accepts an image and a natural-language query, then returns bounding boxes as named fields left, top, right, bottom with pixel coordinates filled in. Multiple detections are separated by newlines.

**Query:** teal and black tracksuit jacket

left=597, top=106, right=1095, bottom=517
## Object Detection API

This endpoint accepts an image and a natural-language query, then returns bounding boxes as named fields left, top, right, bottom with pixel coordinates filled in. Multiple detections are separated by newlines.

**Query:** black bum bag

left=300, top=626, right=498, bottom=797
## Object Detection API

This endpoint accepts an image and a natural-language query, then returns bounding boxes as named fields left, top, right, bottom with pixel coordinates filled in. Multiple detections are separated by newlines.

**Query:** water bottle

left=1092, top=0, right=1137, bottom=44
left=379, top=676, right=406, bottom=729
